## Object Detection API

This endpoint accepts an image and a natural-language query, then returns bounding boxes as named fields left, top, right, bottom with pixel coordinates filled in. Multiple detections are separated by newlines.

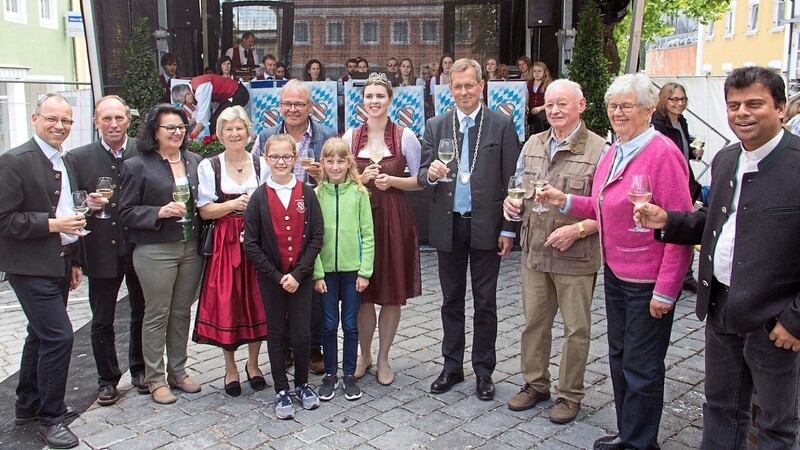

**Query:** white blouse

left=196, top=152, right=270, bottom=208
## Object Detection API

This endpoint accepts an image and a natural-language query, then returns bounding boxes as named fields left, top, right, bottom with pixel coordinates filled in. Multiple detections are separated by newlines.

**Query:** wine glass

left=72, top=190, right=91, bottom=235
left=369, top=139, right=385, bottom=167
left=691, top=139, right=704, bottom=160
left=530, top=168, right=549, bottom=214
left=95, top=177, right=113, bottom=219
left=437, top=139, right=455, bottom=183
left=507, top=173, right=525, bottom=222
left=173, top=183, right=192, bottom=223
left=627, top=174, right=652, bottom=232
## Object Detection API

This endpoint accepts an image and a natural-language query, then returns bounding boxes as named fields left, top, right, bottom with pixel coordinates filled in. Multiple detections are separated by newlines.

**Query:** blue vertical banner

left=304, top=81, right=339, bottom=132
left=433, top=85, right=455, bottom=116
left=344, top=81, right=365, bottom=131
left=247, top=84, right=282, bottom=138
left=487, top=81, right=528, bottom=142
left=389, top=86, right=425, bottom=138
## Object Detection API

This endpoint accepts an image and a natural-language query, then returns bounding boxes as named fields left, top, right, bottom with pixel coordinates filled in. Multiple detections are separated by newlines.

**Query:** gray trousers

left=133, top=240, right=203, bottom=384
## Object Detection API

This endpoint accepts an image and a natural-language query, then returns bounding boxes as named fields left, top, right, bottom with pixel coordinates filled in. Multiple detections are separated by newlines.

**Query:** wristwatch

left=577, top=222, right=586, bottom=239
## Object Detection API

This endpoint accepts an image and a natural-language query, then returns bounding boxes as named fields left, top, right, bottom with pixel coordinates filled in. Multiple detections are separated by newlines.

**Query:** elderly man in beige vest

left=503, top=79, right=607, bottom=424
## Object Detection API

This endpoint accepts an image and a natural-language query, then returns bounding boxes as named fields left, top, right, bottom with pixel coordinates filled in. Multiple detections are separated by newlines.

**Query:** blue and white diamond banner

left=248, top=81, right=338, bottom=138
left=433, top=85, right=455, bottom=116
left=487, top=81, right=527, bottom=142
left=344, top=83, right=425, bottom=138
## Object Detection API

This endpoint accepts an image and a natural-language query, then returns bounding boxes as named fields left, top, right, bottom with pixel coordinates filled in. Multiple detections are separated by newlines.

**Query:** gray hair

left=281, top=79, right=312, bottom=103
left=450, top=58, right=483, bottom=83
left=215, top=105, right=253, bottom=138
left=171, top=84, right=191, bottom=103
left=35, top=93, right=70, bottom=114
left=546, top=79, right=584, bottom=99
left=604, top=73, right=656, bottom=109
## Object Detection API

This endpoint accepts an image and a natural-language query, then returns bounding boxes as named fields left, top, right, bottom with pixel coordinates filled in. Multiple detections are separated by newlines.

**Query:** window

left=39, top=0, right=57, bottom=29
left=3, top=0, right=26, bottom=24
left=325, top=20, right=343, bottom=45
left=773, top=0, right=786, bottom=28
left=391, top=20, right=409, bottom=45
left=361, top=20, right=379, bottom=45
left=747, top=0, right=759, bottom=32
left=724, top=8, right=735, bottom=35
left=420, top=20, right=439, bottom=45
left=706, top=20, right=715, bottom=38
left=455, top=19, right=471, bottom=44
left=294, top=21, right=310, bottom=45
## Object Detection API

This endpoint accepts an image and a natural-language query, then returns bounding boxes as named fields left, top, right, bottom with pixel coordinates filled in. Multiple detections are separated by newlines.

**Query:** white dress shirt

left=35, top=135, right=78, bottom=246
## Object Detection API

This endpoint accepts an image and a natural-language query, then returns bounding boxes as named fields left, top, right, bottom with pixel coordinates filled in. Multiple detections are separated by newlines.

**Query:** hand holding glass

left=507, top=175, right=525, bottom=222
left=369, top=139, right=385, bottom=167
left=530, top=170, right=549, bottom=214
left=173, top=184, right=192, bottom=223
left=95, top=177, right=113, bottom=219
left=72, top=190, right=91, bottom=235
left=627, top=174, right=652, bottom=232
left=437, top=139, right=455, bottom=182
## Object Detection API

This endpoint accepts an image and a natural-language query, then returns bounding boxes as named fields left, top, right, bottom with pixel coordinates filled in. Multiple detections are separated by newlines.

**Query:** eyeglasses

left=280, top=102, right=308, bottom=110
left=667, top=97, right=688, bottom=103
left=37, top=114, right=75, bottom=126
left=158, top=124, right=188, bottom=133
left=266, top=154, right=295, bottom=162
left=606, top=103, right=637, bottom=112
left=451, top=83, right=478, bottom=92
left=387, top=63, right=398, bottom=68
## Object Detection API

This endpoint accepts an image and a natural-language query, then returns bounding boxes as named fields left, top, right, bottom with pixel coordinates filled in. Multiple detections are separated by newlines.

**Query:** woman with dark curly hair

left=119, top=104, right=205, bottom=405
left=304, top=59, right=327, bottom=81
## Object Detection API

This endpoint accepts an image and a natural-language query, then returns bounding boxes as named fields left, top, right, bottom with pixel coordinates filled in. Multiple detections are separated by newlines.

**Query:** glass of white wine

left=530, top=168, right=549, bottom=214
left=173, top=183, right=192, bottom=223
left=437, top=139, right=455, bottom=183
left=72, top=190, right=91, bottom=235
left=95, top=177, right=113, bottom=219
left=368, top=138, right=385, bottom=169
left=627, top=174, right=652, bottom=232
left=507, top=174, right=525, bottom=222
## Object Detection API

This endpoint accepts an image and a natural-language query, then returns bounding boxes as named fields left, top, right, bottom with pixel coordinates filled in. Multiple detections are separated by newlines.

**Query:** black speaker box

left=528, top=0, right=554, bottom=27
left=168, top=0, right=201, bottom=29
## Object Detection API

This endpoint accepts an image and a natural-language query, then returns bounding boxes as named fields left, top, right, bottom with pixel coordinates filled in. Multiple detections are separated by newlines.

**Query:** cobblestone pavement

left=0, top=250, right=705, bottom=449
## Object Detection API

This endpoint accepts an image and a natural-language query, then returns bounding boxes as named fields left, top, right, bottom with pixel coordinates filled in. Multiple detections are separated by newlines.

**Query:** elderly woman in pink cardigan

left=539, top=73, right=692, bottom=450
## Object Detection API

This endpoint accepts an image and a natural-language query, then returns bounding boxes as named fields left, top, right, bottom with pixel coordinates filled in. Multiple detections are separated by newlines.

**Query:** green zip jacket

left=313, top=180, right=375, bottom=279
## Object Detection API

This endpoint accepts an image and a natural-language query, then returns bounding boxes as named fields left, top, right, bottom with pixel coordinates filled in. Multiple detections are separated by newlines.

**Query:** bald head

left=93, top=96, right=131, bottom=149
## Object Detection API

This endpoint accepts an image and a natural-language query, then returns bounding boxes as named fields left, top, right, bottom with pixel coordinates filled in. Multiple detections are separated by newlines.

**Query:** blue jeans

left=321, top=271, right=360, bottom=376
left=701, top=281, right=800, bottom=449
left=604, top=266, right=673, bottom=450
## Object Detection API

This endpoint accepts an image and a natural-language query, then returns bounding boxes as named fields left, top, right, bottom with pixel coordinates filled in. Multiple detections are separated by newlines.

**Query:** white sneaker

left=274, top=390, right=294, bottom=419
left=295, top=383, right=320, bottom=410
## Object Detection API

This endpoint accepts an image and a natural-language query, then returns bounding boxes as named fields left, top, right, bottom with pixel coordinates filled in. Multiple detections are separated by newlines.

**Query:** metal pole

left=625, top=0, right=645, bottom=73
left=79, top=0, right=104, bottom=101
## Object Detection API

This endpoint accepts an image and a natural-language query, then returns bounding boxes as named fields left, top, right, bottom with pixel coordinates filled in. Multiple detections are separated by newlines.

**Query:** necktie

left=454, top=115, right=473, bottom=214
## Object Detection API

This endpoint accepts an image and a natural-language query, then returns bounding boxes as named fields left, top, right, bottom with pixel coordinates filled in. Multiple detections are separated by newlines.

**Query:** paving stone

left=408, top=410, right=465, bottom=437
left=463, top=410, right=522, bottom=439
left=368, top=424, right=432, bottom=450
left=109, top=429, right=175, bottom=450
left=227, top=429, right=271, bottom=449
left=422, top=429, right=478, bottom=449
left=82, top=426, right=138, bottom=449
left=163, top=410, right=226, bottom=437
left=349, top=419, right=391, bottom=440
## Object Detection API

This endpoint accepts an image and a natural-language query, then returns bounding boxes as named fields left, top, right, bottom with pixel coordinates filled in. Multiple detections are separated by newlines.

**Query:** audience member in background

left=527, top=62, right=552, bottom=134
left=119, top=104, right=205, bottom=405
left=343, top=73, right=423, bottom=386
left=180, top=73, right=250, bottom=137
left=193, top=106, right=269, bottom=398
left=304, top=59, right=327, bottom=82
left=651, top=82, right=703, bottom=293
left=484, top=56, right=500, bottom=82
left=517, top=56, right=533, bottom=81
left=275, top=62, right=287, bottom=80
left=357, top=58, right=369, bottom=73
left=171, top=84, right=208, bottom=142
left=225, top=31, right=258, bottom=70
left=243, top=134, right=324, bottom=420
left=216, top=56, right=235, bottom=80
left=430, top=54, right=454, bottom=92
left=496, top=64, right=510, bottom=81
left=159, top=53, right=178, bottom=103
left=421, top=63, right=435, bottom=120
left=397, top=58, right=423, bottom=87
left=386, top=57, right=400, bottom=84
left=255, top=54, right=278, bottom=80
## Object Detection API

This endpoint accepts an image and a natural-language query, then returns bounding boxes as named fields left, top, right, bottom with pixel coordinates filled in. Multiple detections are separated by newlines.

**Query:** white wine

left=370, top=153, right=383, bottom=164
left=300, top=158, right=314, bottom=168
left=508, top=188, right=525, bottom=200
left=173, top=192, right=190, bottom=203
left=73, top=206, right=89, bottom=215
left=534, top=181, right=547, bottom=192
left=97, top=188, right=113, bottom=199
left=627, top=192, right=652, bottom=207
left=438, top=151, right=455, bottom=164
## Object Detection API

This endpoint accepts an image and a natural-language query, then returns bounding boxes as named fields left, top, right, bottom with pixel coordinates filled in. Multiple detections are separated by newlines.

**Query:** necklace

left=451, top=108, right=485, bottom=184
left=162, top=153, right=181, bottom=164
left=228, top=156, right=248, bottom=173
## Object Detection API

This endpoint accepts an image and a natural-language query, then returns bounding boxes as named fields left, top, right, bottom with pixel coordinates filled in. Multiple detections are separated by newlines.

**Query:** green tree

left=568, top=0, right=611, bottom=135
left=119, top=17, right=163, bottom=136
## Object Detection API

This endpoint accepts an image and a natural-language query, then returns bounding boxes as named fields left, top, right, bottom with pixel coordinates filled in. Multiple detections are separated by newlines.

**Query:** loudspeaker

left=168, top=0, right=201, bottom=29
left=528, top=0, right=554, bottom=27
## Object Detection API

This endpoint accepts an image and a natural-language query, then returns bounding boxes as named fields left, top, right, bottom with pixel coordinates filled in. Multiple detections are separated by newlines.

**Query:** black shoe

left=37, top=423, right=79, bottom=449
left=476, top=375, right=495, bottom=401
left=682, top=278, right=698, bottom=293
left=593, top=435, right=625, bottom=450
left=430, top=370, right=465, bottom=394
left=245, top=363, right=267, bottom=391
left=16, top=406, right=78, bottom=425
left=131, top=372, right=149, bottom=395
left=97, top=385, right=119, bottom=406
left=223, top=375, right=241, bottom=397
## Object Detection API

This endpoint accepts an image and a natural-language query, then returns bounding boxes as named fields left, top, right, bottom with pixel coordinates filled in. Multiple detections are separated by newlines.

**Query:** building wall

left=0, top=0, right=76, bottom=81
left=645, top=45, right=698, bottom=77
left=702, top=0, right=786, bottom=75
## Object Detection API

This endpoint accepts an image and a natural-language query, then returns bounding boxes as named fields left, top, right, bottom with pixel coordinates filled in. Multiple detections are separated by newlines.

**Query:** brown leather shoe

left=549, top=397, right=580, bottom=424
left=309, top=347, right=325, bottom=375
left=149, top=382, right=177, bottom=404
left=167, top=374, right=201, bottom=393
left=507, top=383, right=551, bottom=411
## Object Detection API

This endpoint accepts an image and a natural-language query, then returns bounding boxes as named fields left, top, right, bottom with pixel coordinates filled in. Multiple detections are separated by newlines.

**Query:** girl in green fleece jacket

left=313, top=138, right=375, bottom=401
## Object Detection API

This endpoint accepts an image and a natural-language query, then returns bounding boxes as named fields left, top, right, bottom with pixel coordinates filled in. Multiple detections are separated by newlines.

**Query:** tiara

left=367, top=72, right=391, bottom=84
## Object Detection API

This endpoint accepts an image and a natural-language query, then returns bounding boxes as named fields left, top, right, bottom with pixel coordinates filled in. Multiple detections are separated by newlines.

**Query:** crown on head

left=367, top=72, right=391, bottom=85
